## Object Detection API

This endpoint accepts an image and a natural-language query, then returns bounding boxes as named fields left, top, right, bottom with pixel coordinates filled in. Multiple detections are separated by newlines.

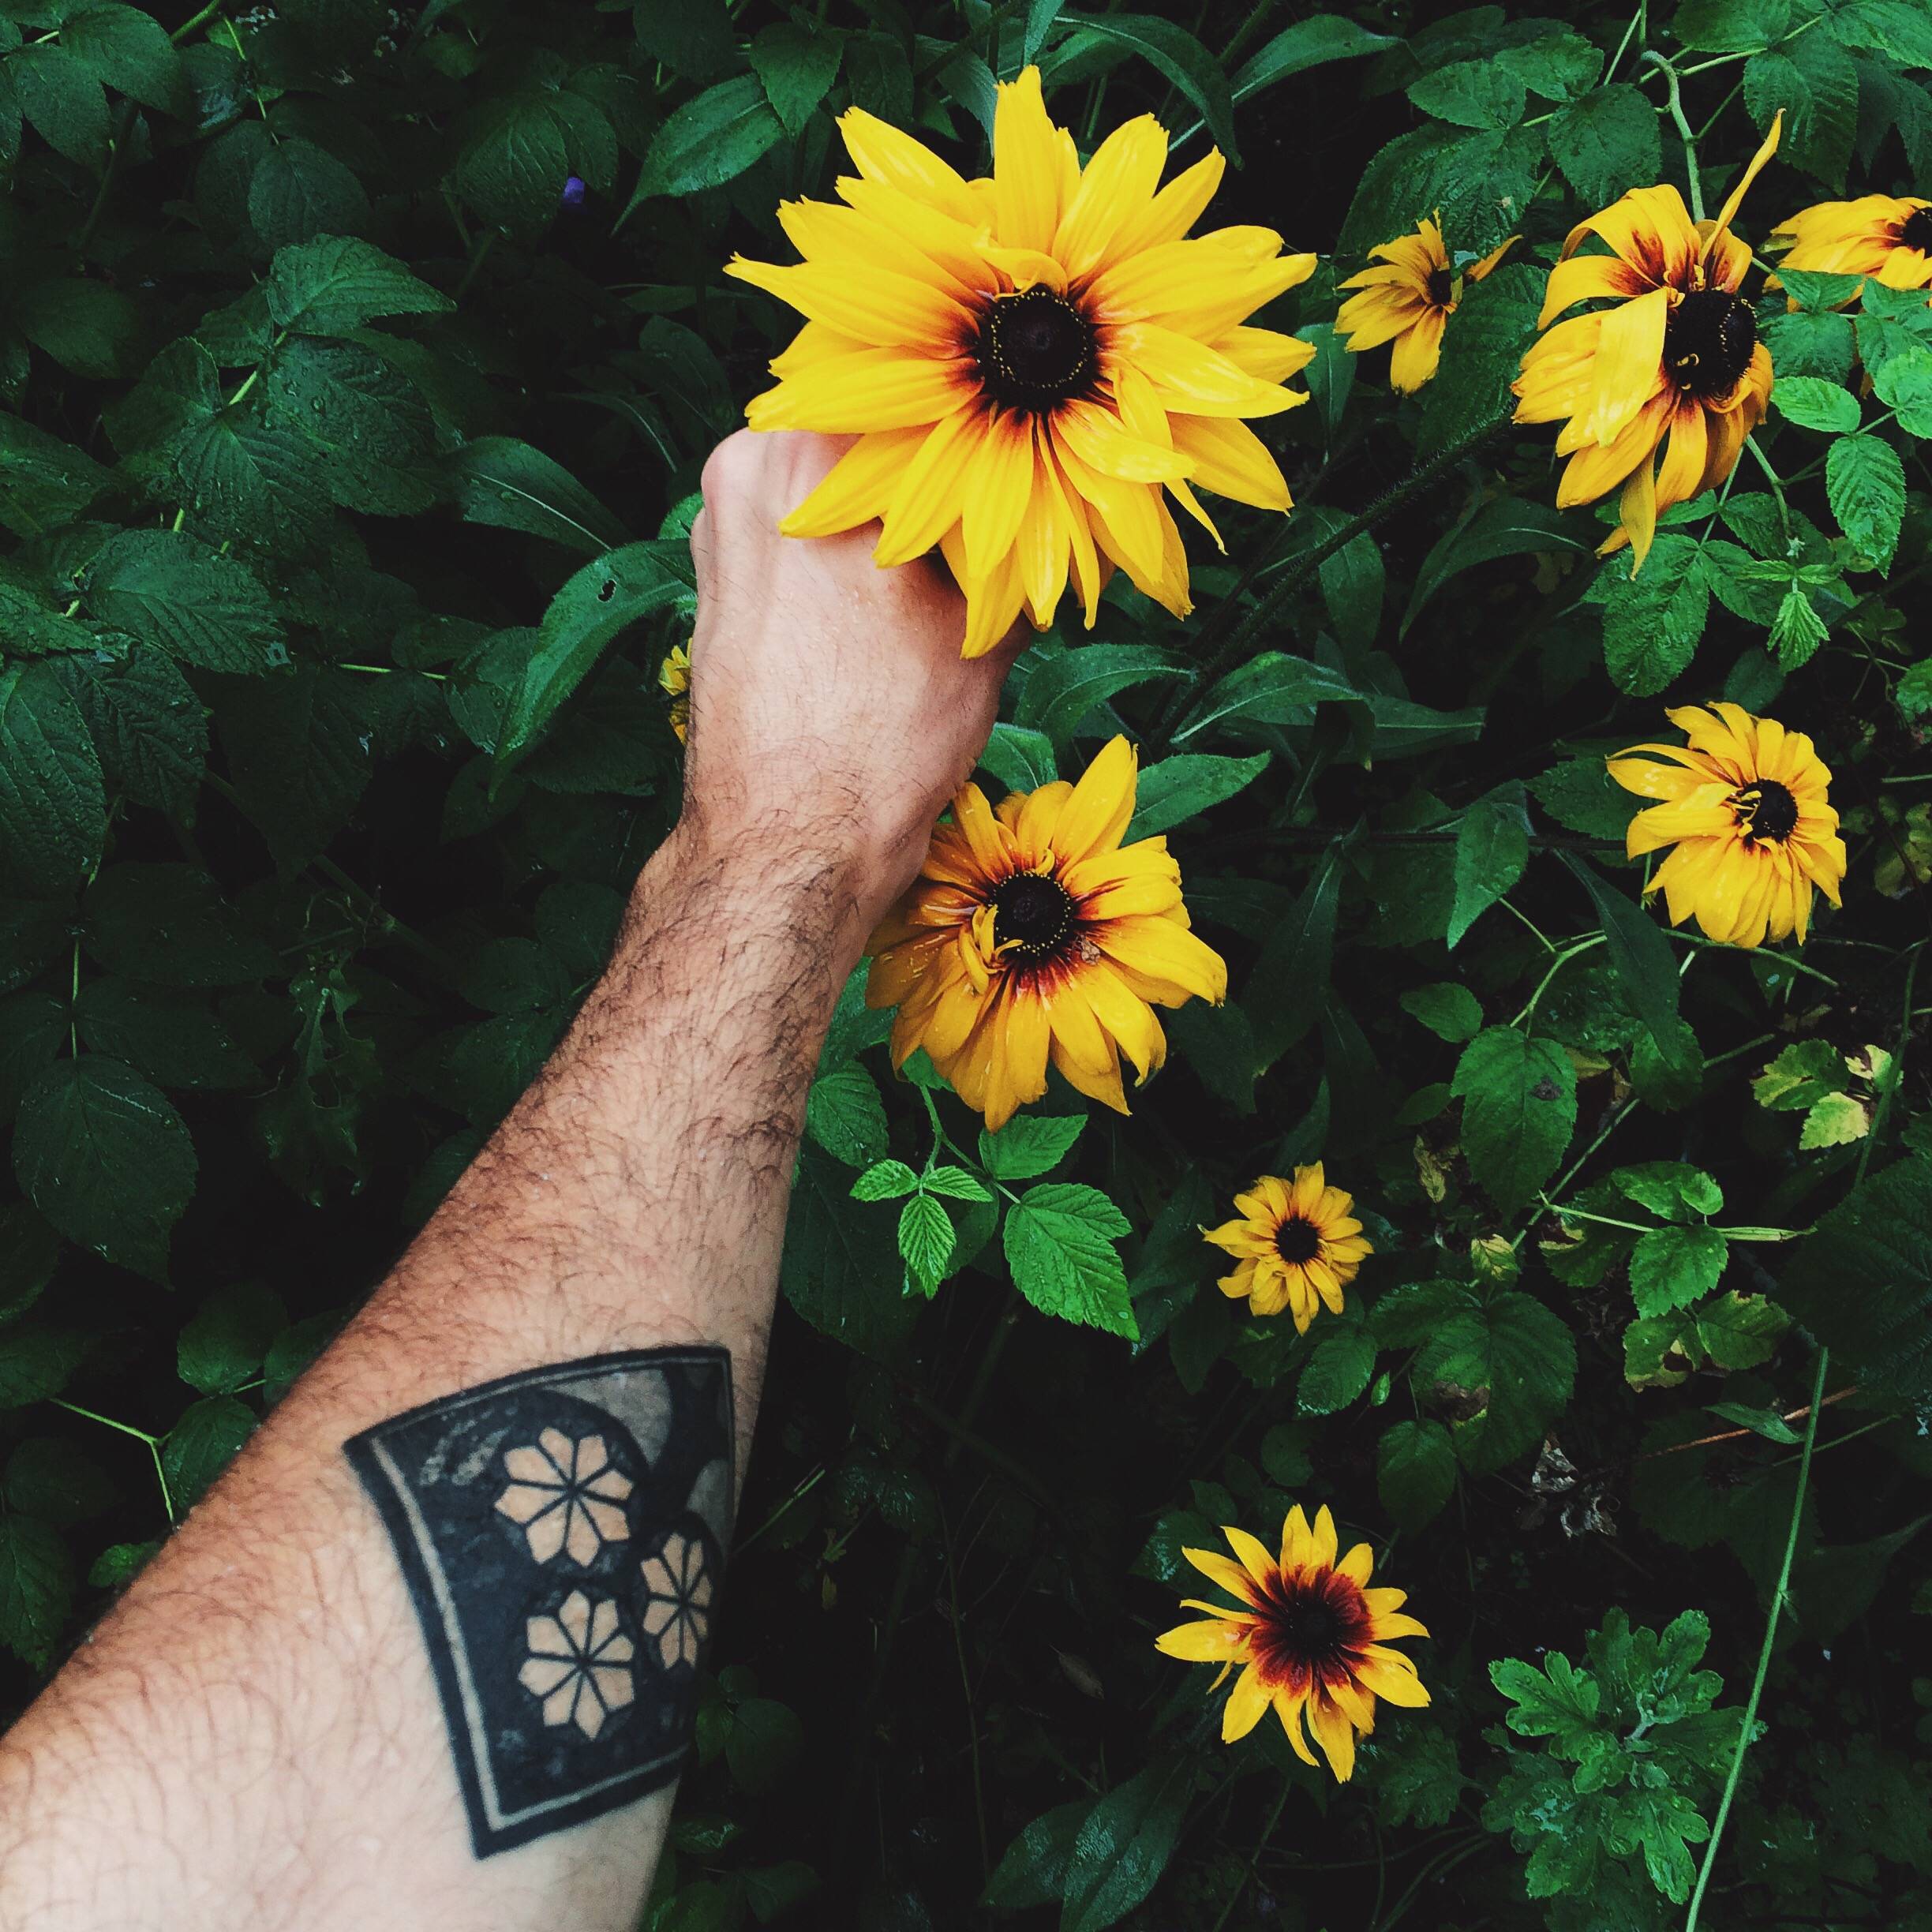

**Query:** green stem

left=1151, top=412, right=1511, bottom=750
left=1512, top=935, right=1605, bottom=1029
left=1743, top=435, right=1792, bottom=541
left=170, top=0, right=223, bottom=41
left=52, top=1398, right=176, bottom=1523
left=1645, top=52, right=1702, bottom=220
left=1602, top=0, right=1646, bottom=85
left=1681, top=1341, right=1829, bottom=1932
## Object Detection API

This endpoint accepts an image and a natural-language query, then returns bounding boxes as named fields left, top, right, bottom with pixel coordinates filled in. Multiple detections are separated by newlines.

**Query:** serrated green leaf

left=852, top=1158, right=919, bottom=1202
left=1004, top=1182, right=1136, bottom=1338
left=897, top=1192, right=954, bottom=1294
left=1826, top=432, right=1905, bottom=571
left=1452, top=1028, right=1577, bottom=1215
left=1400, top=982, right=1484, bottom=1043
left=1630, top=1223, right=1728, bottom=1316
left=804, top=1061, right=889, bottom=1169
left=1377, top=1417, right=1457, bottom=1528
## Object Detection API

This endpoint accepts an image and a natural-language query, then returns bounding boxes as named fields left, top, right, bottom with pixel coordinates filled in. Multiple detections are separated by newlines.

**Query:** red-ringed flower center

left=990, top=870, right=1076, bottom=959
left=977, top=286, right=1099, bottom=411
left=1275, top=1215, right=1323, bottom=1264
left=1425, top=265, right=1455, bottom=309
left=1899, top=206, right=1932, bottom=252
left=1248, top=1568, right=1372, bottom=1689
left=1664, top=289, right=1758, bottom=397
left=1730, top=778, right=1799, bottom=845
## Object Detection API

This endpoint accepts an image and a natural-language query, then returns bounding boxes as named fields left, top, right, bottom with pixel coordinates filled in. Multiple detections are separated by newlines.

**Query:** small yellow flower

left=1514, top=116, right=1782, bottom=569
left=659, top=642, right=691, bottom=744
left=1336, top=216, right=1518, bottom=392
left=1202, top=1165, right=1371, bottom=1331
left=1155, top=1503, right=1429, bottom=1780
left=1769, top=193, right=1932, bottom=299
left=1607, top=702, right=1847, bottom=947
left=864, top=736, right=1226, bottom=1131
left=728, top=66, right=1316, bottom=657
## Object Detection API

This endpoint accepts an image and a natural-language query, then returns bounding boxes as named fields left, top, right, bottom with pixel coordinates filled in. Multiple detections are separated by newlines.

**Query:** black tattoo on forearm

left=345, top=1347, right=734, bottom=1856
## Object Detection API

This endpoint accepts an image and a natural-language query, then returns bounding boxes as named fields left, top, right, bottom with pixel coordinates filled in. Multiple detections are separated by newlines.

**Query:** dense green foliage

left=4, top=0, right=1932, bottom=1926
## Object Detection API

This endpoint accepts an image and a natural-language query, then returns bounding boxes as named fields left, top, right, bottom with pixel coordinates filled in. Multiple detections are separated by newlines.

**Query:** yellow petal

left=993, top=66, right=1062, bottom=254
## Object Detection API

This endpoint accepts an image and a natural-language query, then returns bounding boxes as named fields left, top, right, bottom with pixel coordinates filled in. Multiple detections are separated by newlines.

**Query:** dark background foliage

left=5, top=0, right=1932, bottom=1927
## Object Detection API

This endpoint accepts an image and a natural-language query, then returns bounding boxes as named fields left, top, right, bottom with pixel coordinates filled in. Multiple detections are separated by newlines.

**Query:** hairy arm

left=0, top=432, right=1009, bottom=1932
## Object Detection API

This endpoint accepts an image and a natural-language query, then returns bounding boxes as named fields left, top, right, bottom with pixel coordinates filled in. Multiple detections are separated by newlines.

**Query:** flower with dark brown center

left=1204, top=1165, right=1372, bottom=1331
left=990, top=869, right=1076, bottom=960
left=1664, top=288, right=1758, bottom=396
left=976, top=286, right=1099, bottom=411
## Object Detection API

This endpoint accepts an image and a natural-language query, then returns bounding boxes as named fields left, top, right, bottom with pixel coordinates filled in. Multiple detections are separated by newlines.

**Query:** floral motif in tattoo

left=495, top=1428, right=635, bottom=1565
left=518, top=1589, right=637, bottom=1739
left=639, top=1530, right=713, bottom=1669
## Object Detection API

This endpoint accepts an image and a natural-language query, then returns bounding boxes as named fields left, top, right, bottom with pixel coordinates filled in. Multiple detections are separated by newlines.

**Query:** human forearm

left=0, top=822, right=866, bottom=1930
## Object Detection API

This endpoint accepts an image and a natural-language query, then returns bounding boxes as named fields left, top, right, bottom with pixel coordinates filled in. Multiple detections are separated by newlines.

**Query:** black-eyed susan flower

left=1514, top=116, right=1782, bottom=569
left=659, top=642, right=691, bottom=744
left=865, top=735, right=1225, bottom=1130
left=1155, top=1503, right=1428, bottom=1780
left=727, top=66, right=1315, bottom=657
left=1336, top=216, right=1518, bottom=392
left=1202, top=1166, right=1371, bottom=1331
left=1769, top=193, right=1932, bottom=297
left=1608, top=702, right=1847, bottom=947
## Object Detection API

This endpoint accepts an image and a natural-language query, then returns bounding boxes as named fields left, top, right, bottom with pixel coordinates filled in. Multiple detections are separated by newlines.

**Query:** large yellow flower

left=728, top=67, right=1315, bottom=657
left=1769, top=193, right=1932, bottom=296
left=1336, top=217, right=1518, bottom=392
left=864, top=736, right=1226, bottom=1130
left=1202, top=1166, right=1371, bottom=1331
left=1608, top=702, right=1847, bottom=947
left=1514, top=117, right=1782, bottom=569
left=1155, top=1503, right=1429, bottom=1780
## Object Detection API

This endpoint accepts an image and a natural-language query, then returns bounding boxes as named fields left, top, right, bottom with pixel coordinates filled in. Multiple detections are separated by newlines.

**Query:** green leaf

left=13, top=1056, right=197, bottom=1279
left=1402, top=496, right=1591, bottom=635
left=1629, top=1224, right=1728, bottom=1316
left=1060, top=1757, right=1192, bottom=1932
left=1230, top=16, right=1395, bottom=110
left=1872, top=344, right=1932, bottom=436
left=0, top=1515, right=73, bottom=1670
left=623, top=74, right=784, bottom=219
left=84, top=529, right=282, bottom=675
left=62, top=3, right=187, bottom=114
left=633, top=0, right=736, bottom=79
left=1768, top=586, right=1830, bottom=669
left=1830, top=0, right=1932, bottom=66
left=0, top=415, right=110, bottom=537
left=450, top=436, right=630, bottom=556
left=1377, top=1417, right=1458, bottom=1528
left=1056, top=15, right=1239, bottom=163
left=1614, top=1160, right=1724, bottom=1220
left=1707, top=1401, right=1802, bottom=1443
left=1548, top=84, right=1663, bottom=206
left=1601, top=536, right=1711, bottom=694
left=1746, top=35, right=1859, bottom=188
left=75, top=980, right=258, bottom=1092
left=1531, top=756, right=1637, bottom=841
left=0, top=662, right=106, bottom=898
left=1414, top=1290, right=1577, bottom=1470
left=85, top=863, right=278, bottom=986
left=13, top=275, right=139, bottom=379
left=1498, top=31, right=1604, bottom=99
left=1452, top=1028, right=1578, bottom=1216
left=55, top=648, right=206, bottom=821
left=1561, top=853, right=1682, bottom=1050
left=1449, top=782, right=1530, bottom=947
left=1773, top=374, right=1861, bottom=432
left=983, top=1800, right=1089, bottom=1911
left=161, top=1395, right=255, bottom=1508
left=979, top=721, right=1058, bottom=793
left=1015, top=644, right=1181, bottom=752
left=247, top=137, right=370, bottom=251
left=980, top=1114, right=1084, bottom=1181
left=1409, top=58, right=1526, bottom=129
left=1125, top=753, right=1269, bottom=840
left=1299, top=1324, right=1377, bottom=1414
left=1248, top=844, right=1341, bottom=1069
left=784, top=1150, right=922, bottom=1355
left=1005, top=1182, right=1136, bottom=1339
left=0, top=1324, right=86, bottom=1409
left=496, top=541, right=693, bottom=771
left=1400, top=982, right=1484, bottom=1043
left=264, top=337, right=436, bottom=513
left=1826, top=432, right=1905, bottom=571
left=851, top=1158, right=919, bottom=1202
left=1673, top=0, right=1790, bottom=51
left=216, top=667, right=372, bottom=870
left=1778, top=1155, right=1932, bottom=1401
left=1416, top=263, right=1543, bottom=462
left=6, top=1436, right=115, bottom=1526
left=10, top=44, right=109, bottom=168
left=724, top=1695, right=804, bottom=1795
left=749, top=22, right=841, bottom=137
left=804, top=1062, right=889, bottom=1169
left=178, top=1281, right=287, bottom=1395
left=1174, top=650, right=1361, bottom=743
left=923, top=1165, right=993, bottom=1202
left=264, top=233, right=452, bottom=335
left=898, top=1192, right=954, bottom=1294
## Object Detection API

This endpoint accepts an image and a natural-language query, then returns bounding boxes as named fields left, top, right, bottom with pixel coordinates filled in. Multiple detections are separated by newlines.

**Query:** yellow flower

left=659, top=642, right=691, bottom=744
left=1336, top=216, right=1519, bottom=392
left=1155, top=1503, right=1429, bottom=1780
left=1769, top=193, right=1932, bottom=298
left=728, top=66, right=1315, bottom=657
left=1202, top=1165, right=1371, bottom=1331
left=864, top=736, right=1226, bottom=1131
left=1607, top=702, right=1847, bottom=947
left=1513, top=115, right=1782, bottom=571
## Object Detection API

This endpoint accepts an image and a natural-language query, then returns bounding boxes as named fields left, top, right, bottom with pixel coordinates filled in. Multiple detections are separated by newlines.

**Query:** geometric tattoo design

left=344, top=1346, right=733, bottom=1856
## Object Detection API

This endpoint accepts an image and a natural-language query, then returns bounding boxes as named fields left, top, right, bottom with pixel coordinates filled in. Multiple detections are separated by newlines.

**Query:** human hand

left=681, top=429, right=1020, bottom=932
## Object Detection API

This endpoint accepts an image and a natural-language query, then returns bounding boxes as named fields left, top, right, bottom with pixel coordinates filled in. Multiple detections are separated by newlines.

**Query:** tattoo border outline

left=346, top=1346, right=734, bottom=1856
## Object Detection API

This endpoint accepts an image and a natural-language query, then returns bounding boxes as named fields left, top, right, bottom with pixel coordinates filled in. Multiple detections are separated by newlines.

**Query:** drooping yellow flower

left=1769, top=193, right=1932, bottom=298
left=1202, top=1166, right=1371, bottom=1331
left=1514, top=116, right=1782, bottom=570
left=1336, top=216, right=1519, bottom=392
left=659, top=642, right=691, bottom=743
left=728, top=67, right=1316, bottom=657
left=864, top=736, right=1226, bottom=1131
left=1155, top=1503, right=1428, bottom=1780
left=1608, top=702, right=1846, bottom=947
